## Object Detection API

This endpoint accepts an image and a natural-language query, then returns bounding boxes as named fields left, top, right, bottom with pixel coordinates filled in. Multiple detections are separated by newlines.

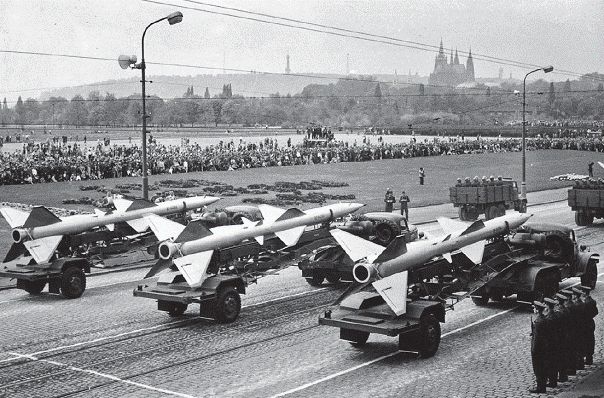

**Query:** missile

left=0, top=195, right=220, bottom=264
left=145, top=202, right=365, bottom=287
left=330, top=212, right=531, bottom=315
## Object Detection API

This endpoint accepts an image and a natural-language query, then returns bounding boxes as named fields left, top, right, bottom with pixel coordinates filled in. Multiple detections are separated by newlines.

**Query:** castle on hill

left=429, top=39, right=475, bottom=87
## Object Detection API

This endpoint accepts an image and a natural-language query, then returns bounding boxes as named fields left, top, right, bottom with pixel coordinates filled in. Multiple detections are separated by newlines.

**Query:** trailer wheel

left=306, top=272, right=324, bottom=287
left=374, top=219, right=401, bottom=245
left=326, top=273, right=341, bottom=284
left=581, top=260, right=598, bottom=289
left=167, top=302, right=188, bottom=317
left=60, top=267, right=86, bottom=299
left=215, top=286, right=241, bottom=323
left=22, top=280, right=46, bottom=295
left=471, top=293, right=489, bottom=306
left=417, top=314, right=441, bottom=358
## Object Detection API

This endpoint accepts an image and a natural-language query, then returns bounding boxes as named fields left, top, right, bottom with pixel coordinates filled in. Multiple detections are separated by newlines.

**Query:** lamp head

left=167, top=11, right=183, bottom=25
left=542, top=65, right=554, bottom=73
left=118, top=55, right=137, bottom=70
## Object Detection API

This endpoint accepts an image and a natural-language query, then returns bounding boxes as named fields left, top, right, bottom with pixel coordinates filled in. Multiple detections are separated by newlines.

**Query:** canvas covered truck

left=450, top=179, right=526, bottom=221
left=568, top=182, right=604, bottom=226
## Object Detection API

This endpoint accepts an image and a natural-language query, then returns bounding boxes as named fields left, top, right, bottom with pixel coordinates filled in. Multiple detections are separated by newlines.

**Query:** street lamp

left=521, top=65, right=553, bottom=208
left=119, top=11, right=183, bottom=200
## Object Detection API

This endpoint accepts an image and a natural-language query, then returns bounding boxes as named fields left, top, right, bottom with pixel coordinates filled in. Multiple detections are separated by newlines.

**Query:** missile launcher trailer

left=450, top=179, right=526, bottom=221
left=568, top=181, right=604, bottom=226
left=319, top=222, right=597, bottom=357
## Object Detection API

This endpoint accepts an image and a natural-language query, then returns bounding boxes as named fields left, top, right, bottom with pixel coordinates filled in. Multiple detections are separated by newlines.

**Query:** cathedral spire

left=439, top=38, right=444, bottom=54
left=454, top=48, right=459, bottom=64
left=450, top=48, right=454, bottom=64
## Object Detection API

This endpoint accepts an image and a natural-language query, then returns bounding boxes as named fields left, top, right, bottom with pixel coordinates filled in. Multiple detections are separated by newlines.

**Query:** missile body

left=158, top=202, right=364, bottom=260
left=350, top=213, right=532, bottom=284
left=6, top=196, right=219, bottom=244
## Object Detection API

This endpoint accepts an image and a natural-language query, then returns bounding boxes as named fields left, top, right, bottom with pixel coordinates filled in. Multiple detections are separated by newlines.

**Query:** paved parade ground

left=0, top=195, right=602, bottom=398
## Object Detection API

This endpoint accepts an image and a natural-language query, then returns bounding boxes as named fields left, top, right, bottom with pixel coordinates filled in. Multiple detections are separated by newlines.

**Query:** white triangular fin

left=174, top=250, right=214, bottom=287
left=24, top=235, right=63, bottom=264
left=442, top=252, right=452, bottom=263
left=93, top=209, right=105, bottom=217
left=437, top=217, right=468, bottom=236
left=241, top=217, right=263, bottom=244
left=113, top=198, right=132, bottom=213
left=275, top=226, right=306, bottom=247
left=372, top=271, right=408, bottom=316
left=145, top=214, right=186, bottom=242
left=257, top=204, right=286, bottom=225
left=0, top=208, right=30, bottom=228
left=599, top=161, right=604, bottom=169
left=461, top=240, right=486, bottom=264
left=330, top=229, right=385, bottom=262
left=126, top=218, right=149, bottom=233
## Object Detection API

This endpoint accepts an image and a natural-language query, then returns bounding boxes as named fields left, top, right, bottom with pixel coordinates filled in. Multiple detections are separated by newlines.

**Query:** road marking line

left=271, top=271, right=604, bottom=398
left=0, top=287, right=327, bottom=362
left=8, top=352, right=198, bottom=398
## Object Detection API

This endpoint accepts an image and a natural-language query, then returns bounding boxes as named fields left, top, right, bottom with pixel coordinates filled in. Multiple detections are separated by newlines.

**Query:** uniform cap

left=560, top=289, right=573, bottom=296
left=571, top=287, right=583, bottom=295
left=533, top=301, right=546, bottom=309
left=577, top=285, right=592, bottom=292
left=544, top=297, right=557, bottom=305
left=555, top=293, right=568, bottom=301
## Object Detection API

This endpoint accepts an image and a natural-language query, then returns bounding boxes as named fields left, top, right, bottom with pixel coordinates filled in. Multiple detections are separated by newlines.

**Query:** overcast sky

left=1, top=0, right=602, bottom=102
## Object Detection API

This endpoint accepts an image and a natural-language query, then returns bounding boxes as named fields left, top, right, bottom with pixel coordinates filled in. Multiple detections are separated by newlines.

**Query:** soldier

left=472, top=175, right=480, bottom=187
left=489, top=175, right=496, bottom=185
left=482, top=176, right=488, bottom=186
left=554, top=292, right=572, bottom=381
left=578, top=285, right=598, bottom=366
left=455, top=177, right=462, bottom=187
left=399, top=191, right=410, bottom=220
left=561, top=289, right=582, bottom=373
left=384, top=188, right=395, bottom=212
left=543, top=297, right=560, bottom=388
left=530, top=301, right=549, bottom=393
left=464, top=176, right=472, bottom=186
left=570, top=287, right=587, bottom=370
left=419, top=167, right=425, bottom=185
left=496, top=176, right=504, bottom=186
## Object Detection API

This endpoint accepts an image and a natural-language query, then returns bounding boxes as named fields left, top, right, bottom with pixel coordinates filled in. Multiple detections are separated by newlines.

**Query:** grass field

left=0, top=149, right=597, bottom=214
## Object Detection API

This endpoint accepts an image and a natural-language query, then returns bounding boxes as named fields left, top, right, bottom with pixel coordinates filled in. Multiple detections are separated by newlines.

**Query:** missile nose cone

left=349, top=203, right=365, bottom=213
left=205, top=196, right=221, bottom=205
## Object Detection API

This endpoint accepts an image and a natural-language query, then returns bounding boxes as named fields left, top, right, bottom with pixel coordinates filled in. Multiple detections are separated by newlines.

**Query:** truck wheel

left=471, top=294, right=489, bottom=306
left=215, top=286, right=241, bottom=323
left=575, top=211, right=588, bottom=226
left=466, top=207, right=478, bottom=221
left=22, top=280, right=46, bottom=295
left=167, top=302, right=188, bottom=317
left=306, top=272, right=325, bottom=287
left=459, top=207, right=467, bottom=221
left=417, top=314, right=441, bottom=358
left=486, top=205, right=498, bottom=220
left=490, top=291, right=503, bottom=302
left=581, top=260, right=598, bottom=289
left=374, top=219, right=401, bottom=245
left=326, top=273, right=341, bottom=284
left=60, top=267, right=86, bottom=299
left=497, top=204, right=506, bottom=217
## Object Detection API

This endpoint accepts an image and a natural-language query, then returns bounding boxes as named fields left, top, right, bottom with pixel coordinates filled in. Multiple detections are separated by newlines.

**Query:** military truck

left=450, top=178, right=526, bottom=221
left=297, top=212, right=419, bottom=286
left=568, top=181, right=604, bottom=226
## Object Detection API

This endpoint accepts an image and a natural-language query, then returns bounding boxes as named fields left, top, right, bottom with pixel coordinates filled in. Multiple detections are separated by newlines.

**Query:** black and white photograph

left=0, top=1, right=602, bottom=396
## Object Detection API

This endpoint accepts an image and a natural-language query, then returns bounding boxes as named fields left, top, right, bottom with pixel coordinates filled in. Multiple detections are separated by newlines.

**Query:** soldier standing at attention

left=579, top=286, right=598, bottom=366
left=399, top=191, right=410, bottom=220
left=554, top=292, right=572, bottom=382
left=543, top=297, right=560, bottom=388
left=588, top=161, right=594, bottom=177
left=530, top=301, right=549, bottom=394
left=384, top=188, right=395, bottom=212
left=419, top=167, right=425, bottom=185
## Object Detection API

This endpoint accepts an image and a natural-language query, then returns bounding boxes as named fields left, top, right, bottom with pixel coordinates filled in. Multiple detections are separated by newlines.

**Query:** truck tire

left=305, top=272, right=325, bottom=287
left=417, top=314, right=441, bottom=358
left=497, top=204, right=506, bottom=217
left=471, top=294, right=489, bottom=306
left=326, top=273, right=341, bottom=284
left=215, top=286, right=241, bottom=323
left=485, top=205, right=498, bottom=220
left=581, top=260, right=598, bottom=289
left=22, top=280, right=46, bottom=295
left=575, top=211, right=594, bottom=226
left=60, top=267, right=86, bottom=299
left=459, top=207, right=467, bottom=221
left=167, top=302, right=188, bottom=317
left=374, top=219, right=401, bottom=245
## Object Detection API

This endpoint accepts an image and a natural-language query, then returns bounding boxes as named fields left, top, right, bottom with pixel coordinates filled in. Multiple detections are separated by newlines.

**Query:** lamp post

left=521, top=65, right=553, bottom=207
left=119, top=11, right=183, bottom=200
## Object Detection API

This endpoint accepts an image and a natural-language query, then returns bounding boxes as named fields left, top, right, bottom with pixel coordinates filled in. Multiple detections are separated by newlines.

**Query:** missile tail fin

left=442, top=252, right=453, bottom=263
left=126, top=218, right=149, bottom=233
left=112, top=198, right=133, bottom=213
left=3, top=242, right=26, bottom=263
left=257, top=204, right=286, bottom=225
left=145, top=214, right=186, bottom=242
left=461, top=240, right=486, bottom=264
left=275, top=207, right=306, bottom=222
left=23, top=206, right=61, bottom=228
left=373, top=236, right=408, bottom=264
left=460, top=220, right=485, bottom=235
left=175, top=220, right=213, bottom=243
left=174, top=250, right=214, bottom=287
left=599, top=161, right=604, bottom=169
left=275, top=226, right=306, bottom=247
left=241, top=217, right=263, bottom=244
left=145, top=258, right=173, bottom=278
left=0, top=207, right=30, bottom=228
left=24, top=235, right=63, bottom=264
left=330, top=229, right=385, bottom=262
left=372, top=271, right=408, bottom=316
left=124, top=199, right=156, bottom=211
left=437, top=217, right=468, bottom=235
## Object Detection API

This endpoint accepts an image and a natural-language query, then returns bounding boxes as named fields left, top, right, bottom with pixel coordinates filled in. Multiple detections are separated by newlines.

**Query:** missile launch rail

left=319, top=224, right=598, bottom=357
left=133, top=225, right=335, bottom=322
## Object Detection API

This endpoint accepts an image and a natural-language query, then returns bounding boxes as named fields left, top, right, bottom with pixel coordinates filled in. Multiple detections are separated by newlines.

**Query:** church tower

left=466, top=48, right=475, bottom=81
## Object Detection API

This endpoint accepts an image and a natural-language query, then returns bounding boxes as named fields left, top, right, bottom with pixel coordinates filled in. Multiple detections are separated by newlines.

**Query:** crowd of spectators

left=0, top=134, right=603, bottom=186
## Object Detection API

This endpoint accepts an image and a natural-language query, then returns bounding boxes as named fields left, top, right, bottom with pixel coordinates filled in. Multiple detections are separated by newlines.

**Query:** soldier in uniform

left=418, top=167, right=425, bottom=185
left=561, top=289, right=581, bottom=373
left=384, top=188, right=395, bottom=212
left=455, top=177, right=462, bottom=187
left=399, top=191, right=410, bottom=220
left=554, top=292, right=572, bottom=381
left=464, top=176, right=472, bottom=186
left=530, top=301, right=549, bottom=393
left=578, top=285, right=598, bottom=366
left=544, top=297, right=561, bottom=387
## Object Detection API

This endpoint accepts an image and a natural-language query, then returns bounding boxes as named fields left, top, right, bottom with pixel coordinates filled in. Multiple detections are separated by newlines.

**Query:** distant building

left=285, top=54, right=291, bottom=74
left=429, top=39, right=475, bottom=87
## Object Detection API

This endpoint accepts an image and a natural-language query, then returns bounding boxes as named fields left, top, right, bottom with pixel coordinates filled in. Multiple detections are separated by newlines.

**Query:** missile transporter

left=568, top=179, right=604, bottom=226
left=450, top=178, right=526, bottom=221
left=319, top=220, right=597, bottom=358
